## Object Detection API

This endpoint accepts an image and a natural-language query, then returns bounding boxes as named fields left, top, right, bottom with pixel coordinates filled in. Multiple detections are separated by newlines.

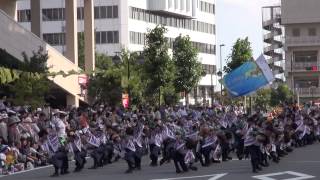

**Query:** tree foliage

left=143, top=25, right=173, bottom=105
left=3, top=47, right=50, bottom=108
left=172, top=35, right=204, bottom=104
left=225, top=37, right=253, bottom=73
left=255, top=88, right=272, bottom=111
left=120, top=50, right=145, bottom=106
left=87, top=53, right=122, bottom=107
left=9, top=74, right=49, bottom=108
left=270, top=84, right=293, bottom=106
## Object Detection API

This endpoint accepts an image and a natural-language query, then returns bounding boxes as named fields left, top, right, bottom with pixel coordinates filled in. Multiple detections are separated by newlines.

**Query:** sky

left=216, top=0, right=280, bottom=69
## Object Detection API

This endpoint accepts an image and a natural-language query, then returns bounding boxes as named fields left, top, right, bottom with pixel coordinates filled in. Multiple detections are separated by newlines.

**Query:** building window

left=94, top=7, right=100, bottom=19
left=292, top=28, right=300, bottom=37
left=113, top=6, right=118, bottom=18
left=202, top=64, right=216, bottom=74
left=42, top=8, right=65, bottom=21
left=93, top=6, right=118, bottom=19
left=180, top=0, right=185, bottom=10
left=199, top=1, right=215, bottom=14
left=95, top=31, right=101, bottom=44
left=77, top=7, right=84, bottom=20
left=294, top=78, right=318, bottom=88
left=186, top=0, right=190, bottom=11
left=308, top=28, right=317, bottom=36
left=95, top=31, right=119, bottom=44
left=129, top=7, right=215, bottom=34
left=43, top=33, right=65, bottom=46
left=175, top=0, right=179, bottom=9
left=100, top=6, right=107, bottom=18
left=129, top=31, right=215, bottom=54
left=168, top=0, right=173, bottom=8
left=294, top=51, right=318, bottom=63
left=17, top=9, right=31, bottom=22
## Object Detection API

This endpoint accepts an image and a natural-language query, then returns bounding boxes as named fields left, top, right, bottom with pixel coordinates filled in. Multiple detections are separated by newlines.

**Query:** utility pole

left=219, top=44, right=225, bottom=104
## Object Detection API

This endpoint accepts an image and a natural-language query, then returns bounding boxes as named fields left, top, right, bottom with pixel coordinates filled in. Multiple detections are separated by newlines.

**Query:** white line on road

left=288, top=161, right=320, bottom=163
left=252, top=171, right=315, bottom=180
left=151, top=173, right=227, bottom=180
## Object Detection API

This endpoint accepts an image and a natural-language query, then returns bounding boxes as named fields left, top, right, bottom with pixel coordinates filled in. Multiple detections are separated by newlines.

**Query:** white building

left=16, top=0, right=217, bottom=105
left=282, top=0, right=320, bottom=103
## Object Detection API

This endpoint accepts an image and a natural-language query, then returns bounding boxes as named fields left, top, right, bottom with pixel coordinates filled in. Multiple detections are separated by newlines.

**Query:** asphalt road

left=2, top=143, right=320, bottom=180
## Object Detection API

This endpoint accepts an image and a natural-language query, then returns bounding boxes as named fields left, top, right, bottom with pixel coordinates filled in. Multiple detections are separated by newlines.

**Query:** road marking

left=0, top=165, right=52, bottom=178
left=0, top=156, right=94, bottom=178
left=288, top=161, right=320, bottom=163
left=152, top=173, right=227, bottom=180
left=252, top=171, right=315, bottom=180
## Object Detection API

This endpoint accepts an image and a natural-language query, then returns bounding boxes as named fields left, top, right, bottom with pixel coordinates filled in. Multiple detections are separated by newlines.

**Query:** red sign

left=78, top=75, right=88, bottom=87
left=122, top=93, right=129, bottom=108
left=312, top=66, right=318, bottom=72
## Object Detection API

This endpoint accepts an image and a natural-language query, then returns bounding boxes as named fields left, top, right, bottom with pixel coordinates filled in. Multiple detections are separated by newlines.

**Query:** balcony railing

left=285, top=36, right=320, bottom=47
left=296, top=87, right=320, bottom=97
left=286, top=62, right=319, bottom=72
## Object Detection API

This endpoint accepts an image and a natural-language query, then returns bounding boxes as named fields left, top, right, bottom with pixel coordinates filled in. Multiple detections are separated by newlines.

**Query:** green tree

left=143, top=25, right=173, bottom=106
left=162, top=83, right=180, bottom=106
left=255, top=88, right=272, bottom=111
left=9, top=74, right=49, bottom=108
left=87, top=53, right=122, bottom=107
left=120, top=50, right=145, bottom=106
left=225, top=37, right=253, bottom=73
left=172, top=35, right=204, bottom=105
left=270, top=84, right=293, bottom=107
left=21, top=47, right=49, bottom=73
left=7, top=47, right=50, bottom=108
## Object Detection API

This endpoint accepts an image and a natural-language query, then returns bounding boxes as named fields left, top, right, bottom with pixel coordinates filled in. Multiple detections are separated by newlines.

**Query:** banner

left=221, top=55, right=274, bottom=97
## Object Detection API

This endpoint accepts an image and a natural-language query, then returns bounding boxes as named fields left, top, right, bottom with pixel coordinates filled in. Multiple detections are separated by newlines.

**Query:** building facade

left=282, top=0, right=320, bottom=103
left=16, top=0, right=217, bottom=106
left=262, top=5, right=284, bottom=82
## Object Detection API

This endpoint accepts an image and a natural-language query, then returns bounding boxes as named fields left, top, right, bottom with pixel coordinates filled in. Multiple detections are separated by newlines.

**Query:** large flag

left=221, top=55, right=274, bottom=97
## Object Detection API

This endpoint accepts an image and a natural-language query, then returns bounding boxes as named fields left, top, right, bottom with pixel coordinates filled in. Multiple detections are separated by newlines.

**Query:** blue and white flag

left=221, top=55, right=274, bottom=97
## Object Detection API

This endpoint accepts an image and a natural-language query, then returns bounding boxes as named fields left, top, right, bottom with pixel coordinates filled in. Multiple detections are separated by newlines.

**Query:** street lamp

left=113, top=52, right=130, bottom=108
left=210, top=66, right=215, bottom=107
left=219, top=44, right=225, bottom=103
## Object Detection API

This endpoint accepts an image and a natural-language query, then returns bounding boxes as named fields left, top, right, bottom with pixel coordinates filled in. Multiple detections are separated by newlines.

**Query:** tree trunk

left=185, top=91, right=189, bottom=106
left=158, top=87, right=161, bottom=107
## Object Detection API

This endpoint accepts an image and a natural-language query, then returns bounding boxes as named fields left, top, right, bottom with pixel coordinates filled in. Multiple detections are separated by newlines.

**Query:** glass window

left=94, top=7, right=99, bottom=19
left=168, top=0, right=172, bottom=8
left=101, top=32, right=107, bottom=44
left=186, top=0, right=190, bottom=11
left=308, top=28, right=317, bottom=36
left=128, top=7, right=215, bottom=34
left=292, top=28, right=300, bottom=37
left=113, top=6, right=118, bottom=18
left=77, top=7, right=84, bottom=20
left=107, top=31, right=113, bottom=43
left=100, top=6, right=107, bottom=18
left=95, top=32, right=101, bottom=44
left=18, top=10, right=31, bottom=22
left=52, top=9, right=58, bottom=20
left=294, top=51, right=318, bottom=63
left=181, top=0, right=184, bottom=10
left=107, top=6, right=113, bottom=18
left=114, top=31, right=119, bottom=43
left=175, top=0, right=178, bottom=9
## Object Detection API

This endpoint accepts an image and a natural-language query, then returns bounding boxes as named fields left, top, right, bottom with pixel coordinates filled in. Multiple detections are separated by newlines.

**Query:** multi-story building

left=282, top=0, right=320, bottom=103
left=262, top=5, right=284, bottom=83
left=16, top=0, right=217, bottom=106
